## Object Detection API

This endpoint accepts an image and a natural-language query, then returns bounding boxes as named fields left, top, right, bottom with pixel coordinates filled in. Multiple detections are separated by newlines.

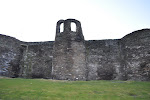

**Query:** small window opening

left=71, top=22, right=76, bottom=32
left=60, top=23, right=64, bottom=32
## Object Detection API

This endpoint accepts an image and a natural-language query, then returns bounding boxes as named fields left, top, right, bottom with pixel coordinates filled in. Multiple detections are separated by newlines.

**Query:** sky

left=0, top=0, right=150, bottom=42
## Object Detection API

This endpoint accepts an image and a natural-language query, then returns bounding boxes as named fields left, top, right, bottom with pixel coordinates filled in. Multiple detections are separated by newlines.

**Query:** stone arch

left=64, top=19, right=82, bottom=33
left=71, top=22, right=76, bottom=32
left=56, top=20, right=64, bottom=34
left=71, top=19, right=82, bottom=33
left=60, top=23, right=64, bottom=33
left=55, top=19, right=84, bottom=41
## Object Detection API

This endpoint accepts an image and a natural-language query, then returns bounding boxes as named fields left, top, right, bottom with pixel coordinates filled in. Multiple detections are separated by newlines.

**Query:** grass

left=0, top=77, right=150, bottom=100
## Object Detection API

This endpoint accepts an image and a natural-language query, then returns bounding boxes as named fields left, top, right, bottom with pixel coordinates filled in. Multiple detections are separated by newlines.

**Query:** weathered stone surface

left=0, top=19, right=150, bottom=81
left=0, top=34, right=22, bottom=77
left=19, top=42, right=53, bottom=79
left=86, top=40, right=122, bottom=80
left=121, top=29, right=150, bottom=81
left=85, top=29, right=150, bottom=81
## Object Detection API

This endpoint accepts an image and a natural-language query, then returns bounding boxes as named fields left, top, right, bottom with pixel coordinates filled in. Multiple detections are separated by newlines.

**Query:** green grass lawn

left=0, top=77, right=150, bottom=100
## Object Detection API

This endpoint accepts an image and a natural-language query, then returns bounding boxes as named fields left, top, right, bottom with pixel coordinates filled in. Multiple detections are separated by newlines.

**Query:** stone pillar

left=52, top=19, right=87, bottom=81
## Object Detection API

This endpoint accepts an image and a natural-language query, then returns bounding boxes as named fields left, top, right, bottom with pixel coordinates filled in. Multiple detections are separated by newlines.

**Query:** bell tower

left=52, top=19, right=87, bottom=80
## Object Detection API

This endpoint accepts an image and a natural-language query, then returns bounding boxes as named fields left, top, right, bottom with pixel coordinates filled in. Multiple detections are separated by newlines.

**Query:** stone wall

left=86, top=40, right=123, bottom=80
left=0, top=34, right=54, bottom=78
left=121, top=29, right=150, bottom=81
left=0, top=34, right=22, bottom=77
left=19, top=42, right=53, bottom=79
left=0, top=19, right=150, bottom=81
left=85, top=29, right=150, bottom=81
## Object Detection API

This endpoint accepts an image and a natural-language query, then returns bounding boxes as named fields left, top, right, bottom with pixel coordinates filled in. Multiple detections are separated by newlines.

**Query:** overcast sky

left=0, top=0, right=150, bottom=42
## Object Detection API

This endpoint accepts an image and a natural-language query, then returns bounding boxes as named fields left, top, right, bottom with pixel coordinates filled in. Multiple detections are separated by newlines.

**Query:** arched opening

left=60, top=23, right=64, bottom=33
left=71, top=22, right=76, bottom=32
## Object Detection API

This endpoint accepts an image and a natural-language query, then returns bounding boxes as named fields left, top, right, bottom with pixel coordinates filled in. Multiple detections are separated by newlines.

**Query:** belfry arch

left=56, top=20, right=77, bottom=33
left=56, top=20, right=64, bottom=34
left=71, top=22, right=76, bottom=32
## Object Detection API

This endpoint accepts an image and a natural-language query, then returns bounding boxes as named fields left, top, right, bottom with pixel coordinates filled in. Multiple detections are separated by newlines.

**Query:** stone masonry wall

left=0, top=34, right=53, bottom=79
left=121, top=29, right=150, bottom=81
left=86, top=29, right=150, bottom=81
left=86, top=40, right=123, bottom=80
left=0, top=19, right=150, bottom=81
left=0, top=34, right=22, bottom=77
left=19, top=42, right=53, bottom=79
